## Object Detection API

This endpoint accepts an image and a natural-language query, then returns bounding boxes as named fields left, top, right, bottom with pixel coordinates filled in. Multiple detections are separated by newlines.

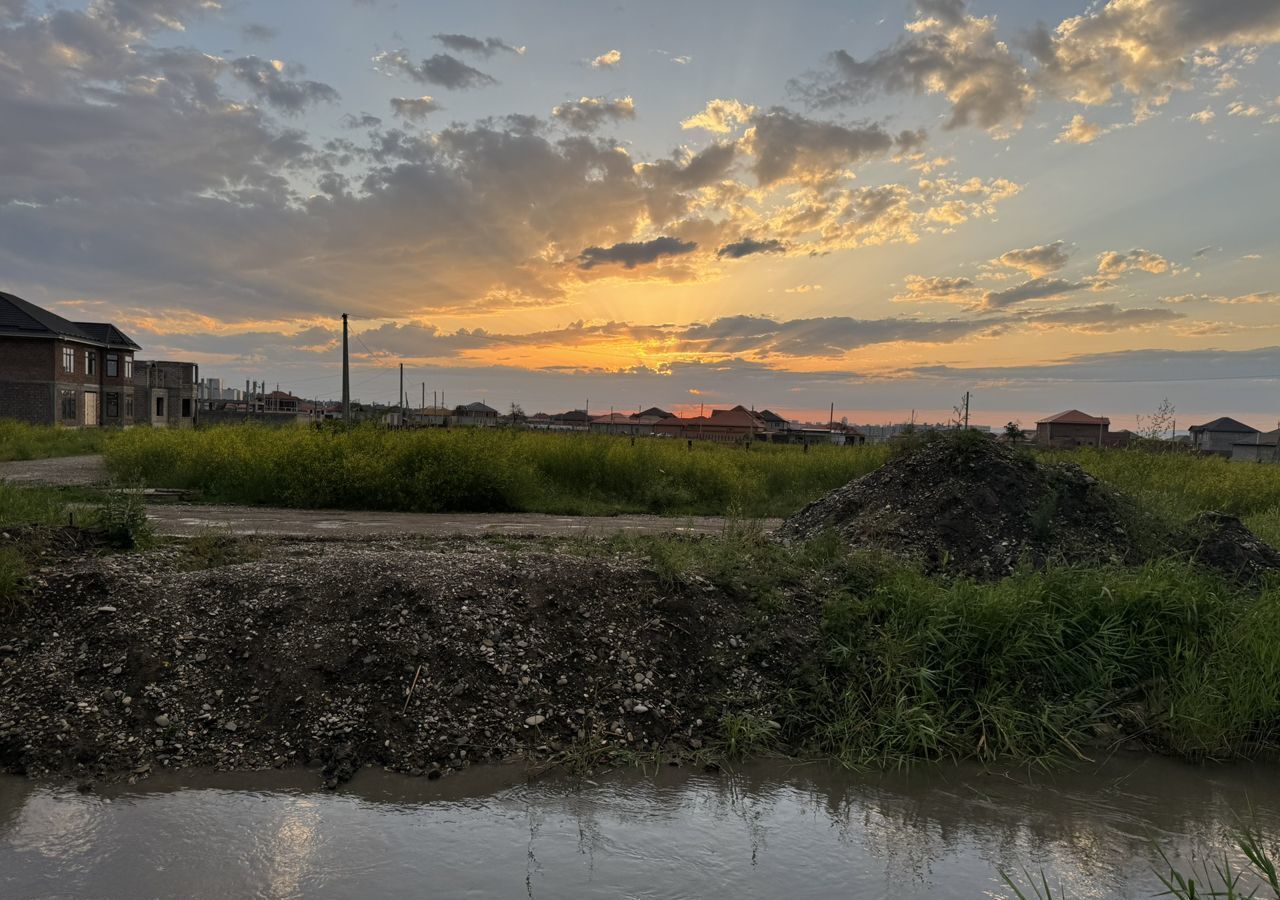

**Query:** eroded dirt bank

left=0, top=537, right=810, bottom=786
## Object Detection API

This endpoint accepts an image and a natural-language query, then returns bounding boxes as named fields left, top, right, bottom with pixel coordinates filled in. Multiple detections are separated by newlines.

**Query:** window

left=62, top=347, right=74, bottom=372
left=60, top=390, right=76, bottom=421
left=181, top=398, right=192, bottom=418
left=125, top=393, right=134, bottom=419
left=105, top=393, right=119, bottom=418
left=124, top=357, right=133, bottom=379
left=155, top=396, right=165, bottom=418
left=85, top=350, right=96, bottom=375
left=106, top=354, right=118, bottom=377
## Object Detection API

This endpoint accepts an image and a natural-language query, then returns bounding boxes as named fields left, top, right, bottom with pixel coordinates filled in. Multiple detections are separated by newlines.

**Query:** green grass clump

left=104, top=424, right=888, bottom=517
left=0, top=419, right=107, bottom=461
left=0, top=481, right=76, bottom=527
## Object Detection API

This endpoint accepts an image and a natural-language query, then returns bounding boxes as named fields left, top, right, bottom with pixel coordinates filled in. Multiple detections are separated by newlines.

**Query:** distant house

left=409, top=405, right=452, bottom=427
left=0, top=290, right=142, bottom=427
left=1034, top=410, right=1111, bottom=447
left=549, top=409, right=591, bottom=430
left=589, top=412, right=644, bottom=435
left=263, top=390, right=303, bottom=414
left=453, top=401, right=499, bottom=427
left=635, top=406, right=672, bottom=420
left=1190, top=417, right=1259, bottom=456
left=758, top=409, right=790, bottom=435
left=133, top=360, right=199, bottom=428
left=1231, top=428, right=1280, bottom=464
left=653, top=405, right=768, bottom=443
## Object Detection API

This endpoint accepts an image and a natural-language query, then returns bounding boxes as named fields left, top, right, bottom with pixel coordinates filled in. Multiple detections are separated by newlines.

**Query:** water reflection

left=1, top=756, right=1276, bottom=899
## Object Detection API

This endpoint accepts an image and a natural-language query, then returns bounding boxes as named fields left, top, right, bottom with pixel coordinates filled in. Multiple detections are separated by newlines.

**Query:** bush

left=92, top=485, right=153, bottom=549
left=0, top=419, right=107, bottom=461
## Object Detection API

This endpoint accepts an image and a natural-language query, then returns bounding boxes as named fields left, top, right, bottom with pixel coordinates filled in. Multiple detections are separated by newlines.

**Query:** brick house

left=0, top=290, right=141, bottom=427
left=133, top=360, right=199, bottom=428
left=1034, top=410, right=1111, bottom=447
left=653, top=405, right=768, bottom=443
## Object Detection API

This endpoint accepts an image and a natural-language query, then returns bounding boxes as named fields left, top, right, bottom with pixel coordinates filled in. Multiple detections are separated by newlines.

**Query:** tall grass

left=104, top=424, right=889, bottom=516
left=1047, top=447, right=1280, bottom=545
left=0, top=419, right=107, bottom=461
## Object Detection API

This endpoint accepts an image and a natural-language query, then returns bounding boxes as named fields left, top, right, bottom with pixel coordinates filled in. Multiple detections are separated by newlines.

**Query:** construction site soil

left=781, top=435, right=1280, bottom=580
left=0, top=535, right=809, bottom=787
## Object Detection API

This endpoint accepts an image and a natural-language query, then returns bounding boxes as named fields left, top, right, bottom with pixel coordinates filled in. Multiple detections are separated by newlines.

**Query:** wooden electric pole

left=341, top=313, right=350, bottom=422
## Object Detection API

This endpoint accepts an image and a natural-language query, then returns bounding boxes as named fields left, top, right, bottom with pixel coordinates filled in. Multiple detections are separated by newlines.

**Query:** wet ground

left=0, top=455, right=769, bottom=537
left=3, top=756, right=1278, bottom=899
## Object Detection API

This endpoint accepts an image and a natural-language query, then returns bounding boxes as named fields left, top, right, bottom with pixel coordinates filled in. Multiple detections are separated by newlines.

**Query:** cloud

left=550, top=95, right=635, bottom=132
left=241, top=22, right=277, bottom=42
left=433, top=33, right=524, bottom=57
left=785, top=284, right=823, bottom=294
left=716, top=237, right=786, bottom=259
left=1031, top=1, right=1280, bottom=107
left=992, top=240, right=1071, bottom=276
left=743, top=107, right=898, bottom=186
left=389, top=96, right=439, bottom=120
left=983, top=276, right=1087, bottom=308
left=1055, top=113, right=1110, bottom=144
left=577, top=236, right=698, bottom=270
left=1192, top=245, right=1218, bottom=258
left=792, top=2, right=1034, bottom=134
left=894, top=274, right=981, bottom=304
left=1096, top=248, right=1171, bottom=275
left=228, top=56, right=339, bottom=114
left=341, top=112, right=383, bottom=128
left=1021, top=303, right=1182, bottom=333
left=590, top=49, right=621, bottom=69
left=681, top=98, right=756, bottom=133
left=1189, top=107, right=1215, bottom=124
left=373, top=49, right=497, bottom=89
left=1227, top=100, right=1264, bottom=117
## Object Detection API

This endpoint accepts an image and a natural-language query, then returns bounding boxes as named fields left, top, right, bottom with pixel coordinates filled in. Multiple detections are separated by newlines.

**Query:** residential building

left=1190, top=417, right=1259, bottom=456
left=133, top=360, right=199, bottom=428
left=1231, top=428, right=1280, bottom=463
left=548, top=409, right=592, bottom=430
left=453, top=401, right=499, bottom=427
left=0, top=290, right=141, bottom=427
left=1034, top=410, right=1111, bottom=447
left=653, top=405, right=768, bottom=443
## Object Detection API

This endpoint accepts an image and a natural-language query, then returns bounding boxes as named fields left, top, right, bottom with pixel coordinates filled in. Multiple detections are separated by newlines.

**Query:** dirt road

left=1, top=454, right=774, bottom=537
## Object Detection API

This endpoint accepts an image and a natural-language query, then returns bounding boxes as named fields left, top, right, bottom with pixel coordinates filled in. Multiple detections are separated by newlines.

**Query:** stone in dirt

left=1180, top=512, right=1280, bottom=583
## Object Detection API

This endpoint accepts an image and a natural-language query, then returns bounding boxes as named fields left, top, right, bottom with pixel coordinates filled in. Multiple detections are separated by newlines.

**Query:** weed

left=0, top=420, right=107, bottom=462
left=716, top=712, right=780, bottom=758
left=0, top=545, right=28, bottom=614
left=92, top=485, right=153, bottom=549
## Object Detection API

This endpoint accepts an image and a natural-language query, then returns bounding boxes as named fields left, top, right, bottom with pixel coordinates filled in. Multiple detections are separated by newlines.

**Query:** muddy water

left=2, top=757, right=1277, bottom=900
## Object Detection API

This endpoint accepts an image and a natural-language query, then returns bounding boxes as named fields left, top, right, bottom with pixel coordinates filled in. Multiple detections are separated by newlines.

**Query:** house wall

left=1194, top=431, right=1252, bottom=456
left=133, top=361, right=198, bottom=428
left=0, top=336, right=135, bottom=427
left=1035, top=421, right=1108, bottom=447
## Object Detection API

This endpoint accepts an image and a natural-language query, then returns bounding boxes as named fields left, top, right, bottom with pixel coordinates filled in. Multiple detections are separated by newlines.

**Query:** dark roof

left=73, top=321, right=141, bottom=350
left=1037, top=409, right=1110, bottom=426
left=1191, top=416, right=1258, bottom=434
left=0, top=291, right=140, bottom=349
left=758, top=409, right=788, bottom=424
left=459, top=401, right=498, bottom=414
left=636, top=406, right=671, bottom=419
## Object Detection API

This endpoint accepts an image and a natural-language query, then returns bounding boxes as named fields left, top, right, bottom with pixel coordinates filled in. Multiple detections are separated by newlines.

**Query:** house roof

left=1191, top=416, right=1258, bottom=434
left=1036, top=409, right=1110, bottom=426
left=636, top=406, right=671, bottom=419
left=0, top=291, right=140, bottom=349
left=459, top=401, right=498, bottom=414
left=1232, top=428, right=1280, bottom=446
left=758, top=409, right=789, bottom=424
left=591, top=413, right=636, bottom=424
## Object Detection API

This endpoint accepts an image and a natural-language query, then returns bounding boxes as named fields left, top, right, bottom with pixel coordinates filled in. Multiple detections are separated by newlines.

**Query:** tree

left=1004, top=421, right=1023, bottom=443
left=1135, top=398, right=1176, bottom=440
left=510, top=401, right=525, bottom=420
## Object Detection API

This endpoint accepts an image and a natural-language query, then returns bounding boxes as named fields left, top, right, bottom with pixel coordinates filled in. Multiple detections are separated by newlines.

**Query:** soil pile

left=1181, top=512, right=1280, bottom=583
left=0, top=538, right=810, bottom=786
left=779, top=434, right=1143, bottom=577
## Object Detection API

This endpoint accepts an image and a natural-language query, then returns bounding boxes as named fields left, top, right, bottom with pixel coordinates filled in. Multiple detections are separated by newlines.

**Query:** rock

left=154, top=715, right=170, bottom=727
left=525, top=715, right=546, bottom=726
left=632, top=704, right=649, bottom=714
left=96, top=606, right=117, bottom=614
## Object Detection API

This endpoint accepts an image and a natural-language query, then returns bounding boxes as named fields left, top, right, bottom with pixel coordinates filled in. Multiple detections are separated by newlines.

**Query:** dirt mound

left=1181, top=512, right=1280, bottom=583
left=779, top=434, right=1142, bottom=577
left=0, top=539, right=811, bottom=785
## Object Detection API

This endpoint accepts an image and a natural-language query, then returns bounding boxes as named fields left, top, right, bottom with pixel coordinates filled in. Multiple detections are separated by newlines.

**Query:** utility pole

left=398, top=362, right=404, bottom=428
left=963, top=391, right=970, bottom=430
left=829, top=402, right=834, bottom=432
left=341, top=314, right=350, bottom=423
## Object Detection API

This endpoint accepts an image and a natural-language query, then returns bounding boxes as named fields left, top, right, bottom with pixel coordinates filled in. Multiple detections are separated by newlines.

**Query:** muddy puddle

left=2, top=755, right=1277, bottom=899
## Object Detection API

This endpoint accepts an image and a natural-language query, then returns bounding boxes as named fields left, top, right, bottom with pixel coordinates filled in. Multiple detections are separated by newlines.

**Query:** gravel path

left=0, top=454, right=775, bottom=537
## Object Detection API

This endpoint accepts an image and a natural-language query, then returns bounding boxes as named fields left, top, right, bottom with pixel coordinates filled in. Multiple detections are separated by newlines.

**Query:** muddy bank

left=0, top=537, right=811, bottom=786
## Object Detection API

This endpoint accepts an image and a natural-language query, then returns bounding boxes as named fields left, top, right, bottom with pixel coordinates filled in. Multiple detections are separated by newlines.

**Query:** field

left=0, top=420, right=107, bottom=462
left=104, top=424, right=890, bottom=517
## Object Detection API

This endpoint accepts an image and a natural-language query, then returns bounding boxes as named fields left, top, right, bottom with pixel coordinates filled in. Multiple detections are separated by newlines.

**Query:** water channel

left=3, top=755, right=1277, bottom=899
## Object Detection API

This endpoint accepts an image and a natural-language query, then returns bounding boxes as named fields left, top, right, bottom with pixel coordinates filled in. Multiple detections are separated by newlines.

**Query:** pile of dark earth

left=779, top=434, right=1280, bottom=581
left=0, top=538, right=812, bottom=787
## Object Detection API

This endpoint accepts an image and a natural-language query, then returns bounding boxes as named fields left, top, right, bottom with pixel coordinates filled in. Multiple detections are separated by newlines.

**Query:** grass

left=0, top=420, right=108, bottom=462
left=104, top=424, right=889, bottom=517
left=584, top=525, right=1280, bottom=767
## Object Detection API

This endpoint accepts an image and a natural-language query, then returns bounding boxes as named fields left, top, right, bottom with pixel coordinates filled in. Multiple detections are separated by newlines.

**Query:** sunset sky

left=2, top=0, right=1279, bottom=426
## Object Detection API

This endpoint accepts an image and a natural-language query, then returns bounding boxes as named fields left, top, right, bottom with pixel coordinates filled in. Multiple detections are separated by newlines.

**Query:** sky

left=2, top=0, right=1279, bottom=427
